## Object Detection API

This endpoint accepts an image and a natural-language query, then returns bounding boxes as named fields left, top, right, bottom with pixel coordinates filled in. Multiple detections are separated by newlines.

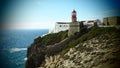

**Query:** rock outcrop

left=43, top=37, right=120, bottom=68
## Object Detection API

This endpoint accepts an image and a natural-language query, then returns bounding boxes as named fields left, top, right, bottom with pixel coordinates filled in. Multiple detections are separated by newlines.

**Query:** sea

left=0, top=29, right=48, bottom=68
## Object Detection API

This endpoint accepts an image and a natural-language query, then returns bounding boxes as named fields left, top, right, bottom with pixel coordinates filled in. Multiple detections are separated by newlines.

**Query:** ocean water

left=0, top=29, right=48, bottom=68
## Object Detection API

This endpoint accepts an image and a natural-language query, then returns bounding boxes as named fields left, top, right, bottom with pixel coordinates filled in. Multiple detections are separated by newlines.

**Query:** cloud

left=1, top=22, right=54, bottom=29
left=91, top=9, right=120, bottom=21
left=103, top=9, right=120, bottom=14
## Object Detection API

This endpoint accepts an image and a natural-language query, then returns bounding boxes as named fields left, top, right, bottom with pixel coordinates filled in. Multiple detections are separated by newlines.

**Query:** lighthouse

left=68, top=9, right=80, bottom=36
left=72, top=10, right=77, bottom=22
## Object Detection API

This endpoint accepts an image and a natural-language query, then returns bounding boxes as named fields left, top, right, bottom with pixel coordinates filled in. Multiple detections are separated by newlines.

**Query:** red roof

left=81, top=21, right=86, bottom=22
left=88, top=20, right=95, bottom=23
left=57, top=22, right=70, bottom=24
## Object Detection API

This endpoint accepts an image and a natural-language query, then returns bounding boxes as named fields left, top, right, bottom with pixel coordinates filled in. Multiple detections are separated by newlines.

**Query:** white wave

left=24, top=57, right=27, bottom=60
left=41, top=33, right=49, bottom=37
left=10, top=48, right=27, bottom=53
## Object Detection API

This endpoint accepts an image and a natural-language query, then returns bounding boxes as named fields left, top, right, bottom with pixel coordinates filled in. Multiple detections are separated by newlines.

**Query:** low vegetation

left=60, top=27, right=120, bottom=56
left=41, top=30, right=68, bottom=45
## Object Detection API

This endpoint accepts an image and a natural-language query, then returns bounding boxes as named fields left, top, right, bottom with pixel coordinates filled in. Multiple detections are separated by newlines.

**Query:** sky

left=0, top=0, right=120, bottom=29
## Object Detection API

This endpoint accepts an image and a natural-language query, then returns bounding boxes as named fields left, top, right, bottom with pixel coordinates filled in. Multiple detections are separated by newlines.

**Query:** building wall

left=103, top=16, right=120, bottom=25
left=103, top=18, right=108, bottom=25
left=68, top=22, right=80, bottom=36
left=55, top=22, right=70, bottom=33
left=109, top=17, right=117, bottom=25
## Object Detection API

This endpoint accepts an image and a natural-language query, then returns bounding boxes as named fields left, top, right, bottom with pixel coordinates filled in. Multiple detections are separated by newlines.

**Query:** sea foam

left=24, top=57, right=27, bottom=60
left=10, top=48, right=27, bottom=53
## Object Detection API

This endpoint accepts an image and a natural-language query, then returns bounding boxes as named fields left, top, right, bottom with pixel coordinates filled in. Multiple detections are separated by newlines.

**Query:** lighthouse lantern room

left=72, top=10, right=77, bottom=22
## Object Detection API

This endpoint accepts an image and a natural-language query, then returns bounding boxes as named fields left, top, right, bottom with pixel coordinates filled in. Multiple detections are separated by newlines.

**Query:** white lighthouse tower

left=68, top=10, right=80, bottom=36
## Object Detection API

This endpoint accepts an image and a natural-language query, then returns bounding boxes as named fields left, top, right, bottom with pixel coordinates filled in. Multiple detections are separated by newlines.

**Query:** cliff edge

left=26, top=27, right=120, bottom=68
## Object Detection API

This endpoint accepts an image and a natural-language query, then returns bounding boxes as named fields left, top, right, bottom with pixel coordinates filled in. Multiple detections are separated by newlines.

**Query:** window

left=60, top=25, right=61, bottom=27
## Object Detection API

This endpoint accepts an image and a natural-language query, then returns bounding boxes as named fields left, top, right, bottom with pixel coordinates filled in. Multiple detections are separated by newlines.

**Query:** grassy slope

left=28, top=26, right=120, bottom=68
left=41, top=30, right=68, bottom=45
left=34, top=30, right=68, bottom=46
left=35, top=27, right=120, bottom=57
left=60, top=27, right=120, bottom=56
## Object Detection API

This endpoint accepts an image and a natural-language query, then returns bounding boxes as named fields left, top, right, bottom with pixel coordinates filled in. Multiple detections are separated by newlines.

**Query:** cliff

left=26, top=27, right=120, bottom=68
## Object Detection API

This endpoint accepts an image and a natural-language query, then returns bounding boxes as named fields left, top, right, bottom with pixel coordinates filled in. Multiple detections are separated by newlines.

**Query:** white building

left=49, top=10, right=102, bottom=33
left=54, top=22, right=70, bottom=33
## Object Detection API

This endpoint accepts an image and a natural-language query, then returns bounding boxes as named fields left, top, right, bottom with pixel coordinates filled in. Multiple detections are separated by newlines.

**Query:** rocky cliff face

left=26, top=27, right=120, bottom=68
left=26, top=30, right=70, bottom=68
left=43, top=37, right=120, bottom=68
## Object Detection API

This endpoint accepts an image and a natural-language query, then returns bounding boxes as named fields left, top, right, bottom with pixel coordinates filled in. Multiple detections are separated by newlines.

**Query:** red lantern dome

left=72, top=10, right=76, bottom=13
left=72, top=9, right=77, bottom=22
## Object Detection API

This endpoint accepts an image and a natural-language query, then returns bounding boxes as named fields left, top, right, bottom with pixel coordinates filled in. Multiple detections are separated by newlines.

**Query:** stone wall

left=103, top=16, right=120, bottom=25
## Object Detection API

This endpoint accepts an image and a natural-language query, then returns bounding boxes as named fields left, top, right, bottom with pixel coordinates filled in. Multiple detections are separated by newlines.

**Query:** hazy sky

left=0, top=0, right=120, bottom=29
